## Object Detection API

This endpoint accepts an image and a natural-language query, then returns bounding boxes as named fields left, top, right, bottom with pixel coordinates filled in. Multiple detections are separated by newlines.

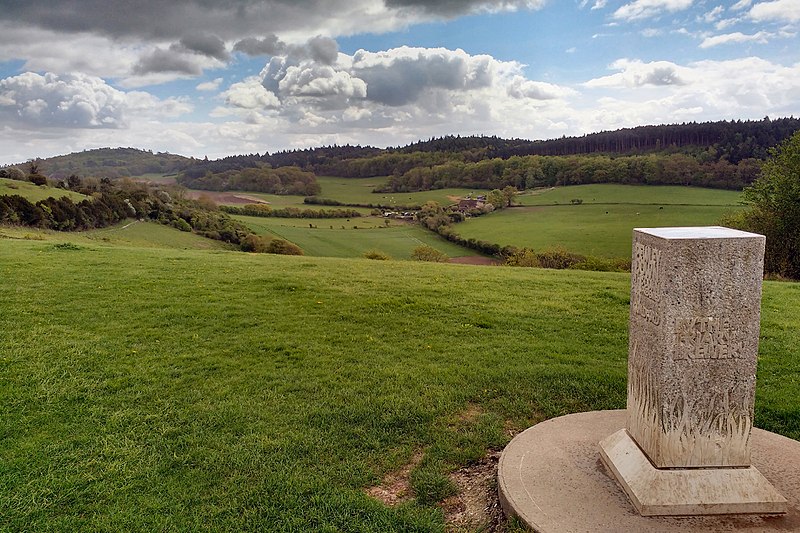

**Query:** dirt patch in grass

left=441, top=451, right=506, bottom=532
left=449, top=256, right=502, bottom=266
left=365, top=451, right=424, bottom=506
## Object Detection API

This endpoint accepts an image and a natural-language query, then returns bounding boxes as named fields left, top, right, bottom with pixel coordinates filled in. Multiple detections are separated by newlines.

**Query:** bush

left=411, top=245, right=449, bottom=262
left=536, top=247, right=585, bottom=269
left=363, top=250, right=391, bottom=260
left=265, top=238, right=304, bottom=255
left=504, top=248, right=540, bottom=267
left=240, top=234, right=270, bottom=253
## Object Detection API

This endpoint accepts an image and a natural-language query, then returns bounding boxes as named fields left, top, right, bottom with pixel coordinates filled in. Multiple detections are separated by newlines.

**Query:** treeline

left=378, top=153, right=762, bottom=192
left=176, top=117, right=796, bottom=181
left=177, top=166, right=320, bottom=195
left=14, top=147, right=192, bottom=180
left=0, top=180, right=304, bottom=255
left=303, top=196, right=421, bottom=211
left=221, top=204, right=362, bottom=219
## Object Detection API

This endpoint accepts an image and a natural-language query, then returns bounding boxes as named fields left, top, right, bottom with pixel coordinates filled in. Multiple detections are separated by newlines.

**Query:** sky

left=0, top=0, right=798, bottom=165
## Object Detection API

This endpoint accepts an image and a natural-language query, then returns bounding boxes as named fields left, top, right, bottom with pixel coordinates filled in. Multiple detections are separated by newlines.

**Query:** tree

left=501, top=185, right=517, bottom=207
left=410, top=245, right=449, bottom=262
left=726, top=130, right=800, bottom=278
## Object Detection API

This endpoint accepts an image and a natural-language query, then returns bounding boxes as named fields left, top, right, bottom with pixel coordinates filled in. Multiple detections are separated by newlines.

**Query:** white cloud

left=700, top=31, right=772, bottom=48
left=731, top=0, right=752, bottom=9
left=222, top=78, right=282, bottom=110
left=749, top=0, right=800, bottom=22
left=0, top=72, right=127, bottom=128
left=701, top=6, right=724, bottom=23
left=196, top=78, right=223, bottom=92
left=613, top=0, right=694, bottom=21
left=585, top=59, right=688, bottom=88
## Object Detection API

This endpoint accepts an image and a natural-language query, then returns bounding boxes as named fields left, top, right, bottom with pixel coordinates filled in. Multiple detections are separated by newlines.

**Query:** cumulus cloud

left=197, top=78, right=224, bottom=92
left=0, top=0, right=544, bottom=44
left=506, top=77, right=576, bottom=100
left=613, top=0, right=694, bottom=21
left=749, top=0, right=800, bottom=22
left=133, top=49, right=203, bottom=75
left=585, top=59, right=687, bottom=88
left=280, top=65, right=367, bottom=99
left=222, top=78, right=282, bottom=110
left=176, top=34, right=230, bottom=61
left=0, top=72, right=191, bottom=130
left=383, top=0, right=545, bottom=16
left=700, top=31, right=772, bottom=48
left=351, top=47, right=496, bottom=106
left=0, top=72, right=127, bottom=128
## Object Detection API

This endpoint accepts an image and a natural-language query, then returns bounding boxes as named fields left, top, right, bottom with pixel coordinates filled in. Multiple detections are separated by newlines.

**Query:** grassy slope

left=1, top=241, right=798, bottom=531
left=0, top=220, right=233, bottom=251
left=233, top=215, right=472, bottom=259
left=1, top=178, right=87, bottom=203
left=460, top=184, right=744, bottom=258
left=315, top=176, right=479, bottom=207
left=518, top=184, right=743, bottom=206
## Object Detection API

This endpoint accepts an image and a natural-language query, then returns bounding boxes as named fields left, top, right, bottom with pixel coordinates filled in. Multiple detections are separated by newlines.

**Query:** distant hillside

left=5, top=147, right=194, bottom=180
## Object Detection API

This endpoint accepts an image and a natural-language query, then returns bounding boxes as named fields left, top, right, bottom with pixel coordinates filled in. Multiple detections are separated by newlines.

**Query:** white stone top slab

left=635, top=226, right=763, bottom=240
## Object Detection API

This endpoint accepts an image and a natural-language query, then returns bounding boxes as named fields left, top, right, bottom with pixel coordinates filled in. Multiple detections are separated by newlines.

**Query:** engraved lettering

left=674, top=317, right=740, bottom=361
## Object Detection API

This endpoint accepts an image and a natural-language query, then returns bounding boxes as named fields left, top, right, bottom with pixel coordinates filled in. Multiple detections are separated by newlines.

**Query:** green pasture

left=517, top=184, right=743, bottom=206
left=233, top=214, right=472, bottom=259
left=1, top=178, right=87, bottom=203
left=0, top=220, right=233, bottom=251
left=1, top=240, right=797, bottom=531
left=459, top=204, right=741, bottom=258
left=459, top=184, right=745, bottom=258
left=316, top=176, right=478, bottom=207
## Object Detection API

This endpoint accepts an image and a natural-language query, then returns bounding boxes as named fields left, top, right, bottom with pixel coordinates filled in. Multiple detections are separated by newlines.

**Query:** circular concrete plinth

left=498, top=410, right=800, bottom=532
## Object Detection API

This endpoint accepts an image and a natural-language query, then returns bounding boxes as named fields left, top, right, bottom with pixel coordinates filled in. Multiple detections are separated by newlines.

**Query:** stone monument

left=599, top=226, right=787, bottom=515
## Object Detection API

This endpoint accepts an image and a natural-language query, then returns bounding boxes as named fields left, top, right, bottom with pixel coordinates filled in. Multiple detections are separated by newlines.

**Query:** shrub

left=411, top=245, right=449, bottom=262
left=266, top=238, right=304, bottom=255
left=240, top=234, right=270, bottom=253
left=363, top=250, right=391, bottom=260
left=536, top=247, right=585, bottom=269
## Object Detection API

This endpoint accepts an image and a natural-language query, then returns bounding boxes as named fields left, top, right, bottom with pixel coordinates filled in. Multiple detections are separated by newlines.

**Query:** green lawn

left=233, top=214, right=473, bottom=259
left=458, top=185, right=745, bottom=258
left=1, top=240, right=797, bottom=531
left=1, top=178, right=87, bottom=203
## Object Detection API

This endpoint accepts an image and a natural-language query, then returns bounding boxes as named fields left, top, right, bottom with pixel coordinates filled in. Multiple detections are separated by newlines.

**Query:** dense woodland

left=3, top=117, right=798, bottom=195
left=176, top=165, right=320, bottom=195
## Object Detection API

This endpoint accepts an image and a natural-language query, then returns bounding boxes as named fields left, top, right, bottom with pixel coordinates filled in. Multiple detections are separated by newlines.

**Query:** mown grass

left=1, top=241, right=798, bottom=531
left=233, top=215, right=472, bottom=259
left=0, top=178, right=87, bottom=203
left=460, top=185, right=745, bottom=258
left=517, top=184, right=743, bottom=206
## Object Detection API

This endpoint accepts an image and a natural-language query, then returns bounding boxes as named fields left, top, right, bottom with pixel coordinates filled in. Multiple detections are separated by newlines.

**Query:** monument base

left=599, top=429, right=787, bottom=516
left=498, top=410, right=800, bottom=533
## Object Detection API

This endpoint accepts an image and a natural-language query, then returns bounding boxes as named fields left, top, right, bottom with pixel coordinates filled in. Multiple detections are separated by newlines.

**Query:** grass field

left=517, top=184, right=743, bottom=206
left=459, top=184, right=745, bottom=258
left=0, top=220, right=234, bottom=251
left=1, top=240, right=797, bottom=531
left=233, top=214, right=473, bottom=259
left=315, top=176, right=480, bottom=207
left=0, top=178, right=87, bottom=203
